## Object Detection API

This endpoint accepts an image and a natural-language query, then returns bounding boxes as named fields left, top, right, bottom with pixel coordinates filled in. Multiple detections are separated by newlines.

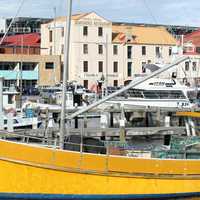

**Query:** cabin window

left=113, top=61, right=118, bottom=73
left=98, top=61, right=103, bottom=72
left=127, top=89, right=143, bottom=98
left=142, top=46, right=146, bottom=55
left=83, top=44, right=88, bottom=54
left=45, top=62, right=54, bottom=69
left=98, top=45, right=103, bottom=54
left=185, top=61, right=189, bottom=71
left=98, top=27, right=103, bottom=37
left=83, top=61, right=88, bottom=72
left=143, top=90, right=185, bottom=99
left=113, top=45, right=118, bottom=55
left=83, top=26, right=88, bottom=36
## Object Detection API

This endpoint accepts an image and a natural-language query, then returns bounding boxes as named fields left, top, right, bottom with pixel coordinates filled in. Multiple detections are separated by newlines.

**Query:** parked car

left=23, top=87, right=40, bottom=96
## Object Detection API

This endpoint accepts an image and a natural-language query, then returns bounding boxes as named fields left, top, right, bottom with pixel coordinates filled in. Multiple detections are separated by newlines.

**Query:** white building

left=41, top=12, right=177, bottom=89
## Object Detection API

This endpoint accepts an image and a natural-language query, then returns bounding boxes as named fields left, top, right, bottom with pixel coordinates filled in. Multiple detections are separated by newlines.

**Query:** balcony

left=0, top=70, right=38, bottom=80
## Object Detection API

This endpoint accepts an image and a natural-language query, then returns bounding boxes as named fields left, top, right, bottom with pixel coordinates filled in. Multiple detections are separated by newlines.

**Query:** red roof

left=1, top=33, right=40, bottom=47
left=184, top=29, right=200, bottom=46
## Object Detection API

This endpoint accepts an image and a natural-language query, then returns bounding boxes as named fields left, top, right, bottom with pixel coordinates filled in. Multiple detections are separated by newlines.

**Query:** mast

left=53, top=6, right=57, bottom=85
left=60, top=0, right=72, bottom=149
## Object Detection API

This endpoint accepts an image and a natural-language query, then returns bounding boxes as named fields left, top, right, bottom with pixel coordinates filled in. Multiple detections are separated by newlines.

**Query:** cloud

left=0, top=0, right=199, bottom=26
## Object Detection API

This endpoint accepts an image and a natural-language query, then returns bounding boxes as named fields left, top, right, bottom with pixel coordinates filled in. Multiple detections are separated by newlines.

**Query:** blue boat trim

left=0, top=192, right=200, bottom=200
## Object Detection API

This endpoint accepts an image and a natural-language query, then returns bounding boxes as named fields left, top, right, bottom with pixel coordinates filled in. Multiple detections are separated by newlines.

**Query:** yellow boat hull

left=0, top=140, right=200, bottom=199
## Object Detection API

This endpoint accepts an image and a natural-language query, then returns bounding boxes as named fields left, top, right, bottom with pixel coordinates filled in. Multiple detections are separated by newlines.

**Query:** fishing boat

left=1, top=132, right=200, bottom=199
left=0, top=57, right=199, bottom=199
left=1, top=0, right=200, bottom=198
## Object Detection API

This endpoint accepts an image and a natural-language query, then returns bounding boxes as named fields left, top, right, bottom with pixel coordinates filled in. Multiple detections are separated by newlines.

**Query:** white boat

left=106, top=78, right=194, bottom=109
left=3, top=115, right=42, bottom=130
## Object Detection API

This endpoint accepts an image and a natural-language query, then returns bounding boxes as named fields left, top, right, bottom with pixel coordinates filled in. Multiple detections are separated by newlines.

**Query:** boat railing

left=1, top=131, right=200, bottom=160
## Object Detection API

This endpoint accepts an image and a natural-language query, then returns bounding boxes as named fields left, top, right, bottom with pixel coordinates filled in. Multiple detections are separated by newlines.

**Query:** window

left=83, top=61, right=88, bottom=72
left=142, top=62, right=146, bottom=73
left=185, top=61, right=189, bottom=71
left=83, top=80, right=88, bottom=89
left=113, top=45, right=118, bottom=55
left=142, top=46, right=146, bottom=55
left=127, top=46, right=132, bottom=59
left=143, top=90, right=185, bottom=99
left=147, top=60, right=151, bottom=64
left=156, top=47, right=161, bottom=58
left=196, top=47, right=200, bottom=53
left=61, top=27, right=64, bottom=37
left=98, top=61, right=103, bottom=72
left=113, top=80, right=118, bottom=87
left=192, top=62, right=197, bottom=71
left=169, top=47, right=172, bottom=56
left=98, top=27, right=103, bottom=36
left=83, top=26, right=88, bottom=36
left=98, top=45, right=103, bottom=54
left=61, top=44, right=64, bottom=54
left=45, top=62, right=54, bottom=69
left=49, top=30, right=53, bottom=42
left=8, top=94, right=13, bottom=104
left=127, top=62, right=132, bottom=77
left=83, top=44, right=88, bottom=54
left=113, top=61, right=118, bottom=73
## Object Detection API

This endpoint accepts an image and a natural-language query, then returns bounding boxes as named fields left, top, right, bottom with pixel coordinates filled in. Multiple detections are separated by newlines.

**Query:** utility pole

left=60, top=0, right=72, bottom=149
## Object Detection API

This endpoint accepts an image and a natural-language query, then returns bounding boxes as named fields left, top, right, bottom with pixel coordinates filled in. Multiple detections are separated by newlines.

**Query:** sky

left=0, top=0, right=200, bottom=27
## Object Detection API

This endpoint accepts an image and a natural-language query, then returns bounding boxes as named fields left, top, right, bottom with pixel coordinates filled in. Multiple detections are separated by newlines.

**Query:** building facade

left=0, top=54, right=60, bottom=87
left=41, top=12, right=177, bottom=89
left=5, top=17, right=51, bottom=34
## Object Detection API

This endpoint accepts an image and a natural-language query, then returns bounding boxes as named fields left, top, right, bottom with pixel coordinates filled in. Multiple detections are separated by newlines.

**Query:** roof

left=1, top=33, right=40, bottom=47
left=112, top=25, right=177, bottom=45
left=46, top=12, right=92, bottom=23
left=184, top=29, right=200, bottom=46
